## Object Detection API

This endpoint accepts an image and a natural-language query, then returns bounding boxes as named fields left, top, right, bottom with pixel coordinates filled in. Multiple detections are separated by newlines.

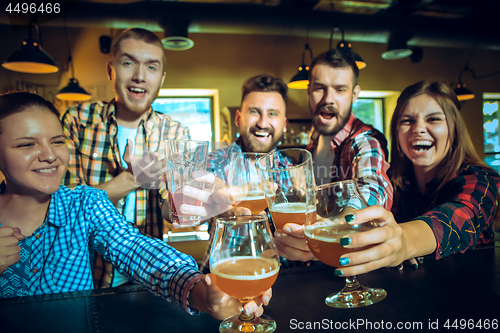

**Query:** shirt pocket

left=78, top=135, right=116, bottom=184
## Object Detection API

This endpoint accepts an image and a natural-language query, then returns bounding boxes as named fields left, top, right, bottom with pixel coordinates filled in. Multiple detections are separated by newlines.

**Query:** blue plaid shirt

left=0, top=184, right=203, bottom=314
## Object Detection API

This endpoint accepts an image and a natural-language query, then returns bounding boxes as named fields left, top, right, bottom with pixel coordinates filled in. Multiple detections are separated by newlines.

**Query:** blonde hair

left=109, top=28, right=166, bottom=71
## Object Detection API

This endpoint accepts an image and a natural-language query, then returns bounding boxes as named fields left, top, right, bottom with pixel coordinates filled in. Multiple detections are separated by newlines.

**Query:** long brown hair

left=390, top=81, right=494, bottom=197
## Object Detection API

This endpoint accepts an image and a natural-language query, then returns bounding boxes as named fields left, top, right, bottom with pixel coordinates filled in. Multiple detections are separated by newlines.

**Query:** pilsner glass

left=227, top=152, right=270, bottom=214
left=304, top=180, right=387, bottom=308
left=210, top=215, right=280, bottom=333
left=255, top=148, right=316, bottom=230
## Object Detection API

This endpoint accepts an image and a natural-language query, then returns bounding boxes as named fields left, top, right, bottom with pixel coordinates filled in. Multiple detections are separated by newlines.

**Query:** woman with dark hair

left=330, top=81, right=500, bottom=277
left=0, top=92, right=271, bottom=319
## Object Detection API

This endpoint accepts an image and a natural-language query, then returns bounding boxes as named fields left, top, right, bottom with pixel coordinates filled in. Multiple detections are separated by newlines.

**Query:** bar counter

left=1, top=244, right=499, bottom=332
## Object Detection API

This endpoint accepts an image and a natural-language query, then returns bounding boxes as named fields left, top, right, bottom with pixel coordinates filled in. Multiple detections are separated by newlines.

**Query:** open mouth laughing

left=253, top=130, right=272, bottom=142
left=127, top=86, right=147, bottom=99
left=412, top=140, right=433, bottom=153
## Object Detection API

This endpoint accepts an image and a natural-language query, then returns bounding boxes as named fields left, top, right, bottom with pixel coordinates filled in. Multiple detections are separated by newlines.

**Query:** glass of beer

left=165, top=140, right=209, bottom=225
left=227, top=152, right=269, bottom=214
left=304, top=180, right=387, bottom=308
left=210, top=215, right=280, bottom=333
left=256, top=148, right=316, bottom=230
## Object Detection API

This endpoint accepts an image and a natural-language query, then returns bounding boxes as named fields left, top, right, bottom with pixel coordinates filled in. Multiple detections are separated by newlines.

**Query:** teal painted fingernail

left=334, top=270, right=343, bottom=277
left=340, top=237, right=351, bottom=246
left=339, top=257, right=350, bottom=266
left=345, top=214, right=355, bottom=222
left=413, top=263, right=419, bottom=269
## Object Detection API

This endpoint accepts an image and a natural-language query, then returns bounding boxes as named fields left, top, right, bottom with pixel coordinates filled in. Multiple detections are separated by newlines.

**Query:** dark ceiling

left=1, top=0, right=499, bottom=50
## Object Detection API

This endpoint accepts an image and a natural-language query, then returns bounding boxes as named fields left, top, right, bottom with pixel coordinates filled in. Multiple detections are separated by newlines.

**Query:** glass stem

left=238, top=300, right=256, bottom=322
left=342, top=275, right=363, bottom=292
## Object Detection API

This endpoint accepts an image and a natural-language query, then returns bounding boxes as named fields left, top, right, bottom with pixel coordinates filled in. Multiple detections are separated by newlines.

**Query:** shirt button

left=32, top=269, right=38, bottom=274
left=92, top=153, right=98, bottom=158
left=36, top=234, right=41, bottom=239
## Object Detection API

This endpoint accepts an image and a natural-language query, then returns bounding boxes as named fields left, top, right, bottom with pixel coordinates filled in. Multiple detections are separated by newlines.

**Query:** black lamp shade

left=162, top=20, right=194, bottom=51
left=381, top=37, right=413, bottom=60
left=288, top=65, right=309, bottom=89
left=2, top=38, right=58, bottom=74
left=455, top=83, right=475, bottom=101
left=56, top=78, right=91, bottom=101
left=337, top=41, right=366, bottom=69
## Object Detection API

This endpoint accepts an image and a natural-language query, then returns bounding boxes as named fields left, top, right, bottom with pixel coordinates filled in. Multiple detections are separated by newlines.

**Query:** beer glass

left=227, top=152, right=269, bottom=214
left=304, top=180, right=387, bottom=308
left=165, top=140, right=209, bottom=225
left=256, top=148, right=316, bottom=230
left=210, top=215, right=280, bottom=333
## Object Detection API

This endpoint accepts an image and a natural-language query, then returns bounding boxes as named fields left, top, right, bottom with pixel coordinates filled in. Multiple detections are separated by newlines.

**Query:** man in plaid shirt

left=61, top=28, right=190, bottom=288
left=274, top=49, right=393, bottom=262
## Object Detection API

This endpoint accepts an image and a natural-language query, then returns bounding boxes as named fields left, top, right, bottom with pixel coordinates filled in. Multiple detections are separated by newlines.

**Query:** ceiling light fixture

left=56, top=20, right=91, bottom=101
left=454, top=42, right=500, bottom=102
left=161, top=19, right=194, bottom=51
left=330, top=25, right=366, bottom=70
left=2, top=17, right=58, bottom=74
left=381, top=32, right=413, bottom=60
left=289, top=10, right=314, bottom=90
left=288, top=43, right=313, bottom=90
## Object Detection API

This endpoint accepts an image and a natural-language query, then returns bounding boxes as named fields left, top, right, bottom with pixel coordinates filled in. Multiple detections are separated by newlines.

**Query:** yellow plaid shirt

left=61, top=100, right=190, bottom=288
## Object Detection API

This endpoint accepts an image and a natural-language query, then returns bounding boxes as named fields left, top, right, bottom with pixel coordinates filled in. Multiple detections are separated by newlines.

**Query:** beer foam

left=211, top=256, right=280, bottom=280
left=304, top=225, right=359, bottom=243
left=270, top=202, right=315, bottom=214
left=240, top=195, right=266, bottom=200
left=229, top=189, right=266, bottom=201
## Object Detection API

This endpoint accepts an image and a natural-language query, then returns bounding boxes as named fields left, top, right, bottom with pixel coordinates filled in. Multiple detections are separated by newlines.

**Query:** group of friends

left=0, top=27, right=498, bottom=321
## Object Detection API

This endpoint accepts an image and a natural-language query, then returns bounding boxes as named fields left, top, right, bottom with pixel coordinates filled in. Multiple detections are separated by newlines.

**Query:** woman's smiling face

left=0, top=107, right=69, bottom=196
left=397, top=94, right=450, bottom=175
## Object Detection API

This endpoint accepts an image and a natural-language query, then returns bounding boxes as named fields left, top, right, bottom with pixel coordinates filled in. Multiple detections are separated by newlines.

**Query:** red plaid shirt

left=392, top=164, right=500, bottom=260
left=306, top=113, right=393, bottom=209
left=61, top=100, right=190, bottom=288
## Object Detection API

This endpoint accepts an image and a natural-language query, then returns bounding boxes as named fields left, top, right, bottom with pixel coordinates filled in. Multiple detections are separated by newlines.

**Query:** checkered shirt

left=306, top=113, right=393, bottom=209
left=0, top=185, right=203, bottom=314
left=392, top=165, right=500, bottom=260
left=61, top=100, right=190, bottom=288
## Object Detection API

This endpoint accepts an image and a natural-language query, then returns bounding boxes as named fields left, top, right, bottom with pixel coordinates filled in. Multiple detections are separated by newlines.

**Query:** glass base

left=219, top=314, right=277, bottom=333
left=325, top=285, right=387, bottom=308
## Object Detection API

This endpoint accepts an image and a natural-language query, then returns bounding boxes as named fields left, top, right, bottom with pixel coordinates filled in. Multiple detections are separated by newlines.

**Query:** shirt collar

left=307, top=112, right=357, bottom=151
left=332, top=112, right=357, bottom=148
left=104, top=99, right=155, bottom=127
left=0, top=182, right=65, bottom=227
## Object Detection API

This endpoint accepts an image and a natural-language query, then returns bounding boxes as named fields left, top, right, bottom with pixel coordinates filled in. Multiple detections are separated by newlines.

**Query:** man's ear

left=235, top=109, right=241, bottom=127
left=352, top=85, right=361, bottom=103
left=106, top=63, right=113, bottom=81
left=160, top=71, right=166, bottom=87
left=284, top=117, right=289, bottom=133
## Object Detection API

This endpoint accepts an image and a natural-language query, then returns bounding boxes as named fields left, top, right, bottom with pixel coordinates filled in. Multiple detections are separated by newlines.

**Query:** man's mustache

left=316, top=104, right=339, bottom=115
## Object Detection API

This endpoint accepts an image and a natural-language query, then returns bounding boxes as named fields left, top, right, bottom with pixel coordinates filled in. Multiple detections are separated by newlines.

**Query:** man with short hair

left=61, top=28, right=190, bottom=288
left=274, top=49, right=392, bottom=261
left=208, top=74, right=288, bottom=183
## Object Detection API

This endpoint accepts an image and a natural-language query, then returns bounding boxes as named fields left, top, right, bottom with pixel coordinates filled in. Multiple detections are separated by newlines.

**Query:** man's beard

left=311, top=104, right=352, bottom=137
left=241, top=126, right=279, bottom=153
